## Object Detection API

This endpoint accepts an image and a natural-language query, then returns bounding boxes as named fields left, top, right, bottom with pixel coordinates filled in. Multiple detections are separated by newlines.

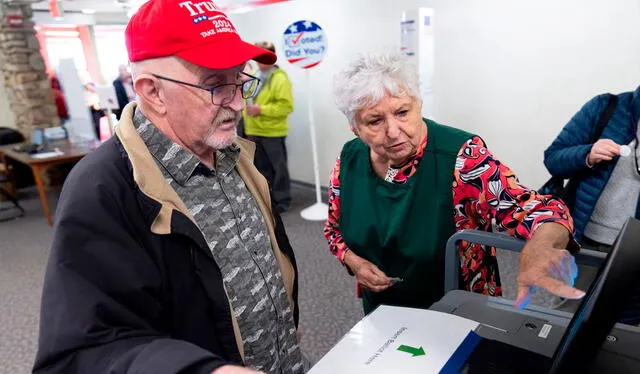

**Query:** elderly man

left=33, top=1, right=304, bottom=374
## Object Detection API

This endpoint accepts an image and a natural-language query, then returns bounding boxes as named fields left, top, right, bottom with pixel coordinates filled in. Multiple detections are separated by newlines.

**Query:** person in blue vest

left=544, top=86, right=640, bottom=325
left=323, top=52, right=585, bottom=315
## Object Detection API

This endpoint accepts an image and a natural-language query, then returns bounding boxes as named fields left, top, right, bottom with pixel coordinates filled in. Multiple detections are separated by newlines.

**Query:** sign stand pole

left=300, top=69, right=328, bottom=221
left=282, top=19, right=328, bottom=221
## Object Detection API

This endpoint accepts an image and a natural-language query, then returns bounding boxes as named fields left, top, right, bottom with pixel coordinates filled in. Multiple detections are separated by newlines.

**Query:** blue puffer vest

left=544, top=86, right=640, bottom=242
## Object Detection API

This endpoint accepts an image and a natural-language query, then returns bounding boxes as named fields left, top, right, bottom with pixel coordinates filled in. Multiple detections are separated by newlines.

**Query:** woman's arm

left=453, top=136, right=575, bottom=243
left=323, top=157, right=391, bottom=292
left=323, top=157, right=350, bottom=263
left=544, top=95, right=609, bottom=178
left=453, top=136, right=582, bottom=308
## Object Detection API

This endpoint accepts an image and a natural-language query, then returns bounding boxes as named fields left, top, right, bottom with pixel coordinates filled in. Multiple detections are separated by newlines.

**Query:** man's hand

left=343, top=251, right=392, bottom=292
left=514, top=223, right=585, bottom=309
left=212, top=365, right=264, bottom=374
left=246, top=104, right=261, bottom=117
left=588, top=139, right=620, bottom=166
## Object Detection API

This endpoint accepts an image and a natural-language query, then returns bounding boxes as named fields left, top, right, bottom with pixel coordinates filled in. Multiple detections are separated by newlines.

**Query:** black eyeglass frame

left=151, top=72, right=260, bottom=106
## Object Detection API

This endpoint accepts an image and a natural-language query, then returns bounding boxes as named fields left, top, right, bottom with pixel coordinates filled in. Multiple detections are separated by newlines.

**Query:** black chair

left=0, top=127, right=26, bottom=221
left=0, top=173, right=24, bottom=221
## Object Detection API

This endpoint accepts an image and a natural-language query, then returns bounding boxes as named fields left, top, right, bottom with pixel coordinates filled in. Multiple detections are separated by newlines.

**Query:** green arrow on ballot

left=397, top=344, right=425, bottom=357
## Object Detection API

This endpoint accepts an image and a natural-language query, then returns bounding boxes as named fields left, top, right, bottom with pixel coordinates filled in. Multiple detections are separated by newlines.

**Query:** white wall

left=230, top=0, right=640, bottom=187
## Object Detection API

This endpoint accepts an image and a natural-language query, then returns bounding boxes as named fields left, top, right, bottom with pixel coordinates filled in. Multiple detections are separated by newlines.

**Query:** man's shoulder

left=235, top=137, right=256, bottom=160
left=65, top=137, right=132, bottom=195
left=273, top=67, right=288, bottom=75
left=55, top=137, right=139, bottom=232
left=579, top=91, right=634, bottom=128
left=582, top=92, right=629, bottom=113
left=272, top=67, right=291, bottom=81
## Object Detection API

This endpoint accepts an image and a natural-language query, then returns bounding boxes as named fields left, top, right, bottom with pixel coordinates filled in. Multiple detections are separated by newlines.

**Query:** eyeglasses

left=152, top=72, right=260, bottom=106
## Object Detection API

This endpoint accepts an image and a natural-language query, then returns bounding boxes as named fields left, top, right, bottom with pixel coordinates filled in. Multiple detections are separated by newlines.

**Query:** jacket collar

left=114, top=102, right=256, bottom=235
left=115, top=103, right=195, bottom=235
left=132, top=108, right=240, bottom=186
left=134, top=108, right=201, bottom=186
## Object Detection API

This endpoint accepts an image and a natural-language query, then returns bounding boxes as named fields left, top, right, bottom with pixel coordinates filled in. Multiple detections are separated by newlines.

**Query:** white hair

left=333, top=52, right=421, bottom=124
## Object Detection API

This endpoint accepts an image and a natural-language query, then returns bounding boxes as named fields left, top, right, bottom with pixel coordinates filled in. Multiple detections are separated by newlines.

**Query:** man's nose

left=225, top=87, right=244, bottom=112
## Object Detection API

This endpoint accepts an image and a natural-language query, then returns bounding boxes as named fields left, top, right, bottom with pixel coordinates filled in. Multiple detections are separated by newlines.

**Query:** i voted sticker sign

left=282, top=20, right=327, bottom=69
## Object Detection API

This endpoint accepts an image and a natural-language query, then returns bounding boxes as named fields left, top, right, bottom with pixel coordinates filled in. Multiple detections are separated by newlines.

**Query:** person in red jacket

left=50, top=75, right=69, bottom=124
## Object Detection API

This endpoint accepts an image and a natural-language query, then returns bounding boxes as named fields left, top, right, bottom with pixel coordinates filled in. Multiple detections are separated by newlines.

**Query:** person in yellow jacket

left=244, top=41, right=294, bottom=213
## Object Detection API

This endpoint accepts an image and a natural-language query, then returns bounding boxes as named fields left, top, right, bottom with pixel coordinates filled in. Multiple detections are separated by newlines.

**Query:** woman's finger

left=600, top=139, right=620, bottom=148
left=371, top=283, right=392, bottom=292
left=360, top=267, right=385, bottom=287
left=602, top=144, right=621, bottom=155
left=595, top=147, right=617, bottom=157
left=548, top=252, right=576, bottom=288
left=536, top=276, right=585, bottom=300
left=556, top=260, right=573, bottom=286
left=593, top=152, right=613, bottom=161
left=548, top=260, right=570, bottom=287
left=358, top=277, right=375, bottom=291
left=368, top=264, right=388, bottom=280
left=360, top=280, right=390, bottom=293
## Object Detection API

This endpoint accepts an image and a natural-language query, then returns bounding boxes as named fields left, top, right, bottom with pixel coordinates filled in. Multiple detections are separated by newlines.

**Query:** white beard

left=205, top=129, right=237, bottom=150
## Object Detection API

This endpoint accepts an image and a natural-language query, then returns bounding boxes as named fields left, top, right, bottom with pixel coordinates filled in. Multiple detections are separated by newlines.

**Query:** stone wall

left=0, top=50, right=15, bottom=129
left=0, top=4, right=58, bottom=138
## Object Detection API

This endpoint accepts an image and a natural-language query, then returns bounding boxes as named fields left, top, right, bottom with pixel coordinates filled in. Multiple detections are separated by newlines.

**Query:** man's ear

left=134, top=74, right=167, bottom=115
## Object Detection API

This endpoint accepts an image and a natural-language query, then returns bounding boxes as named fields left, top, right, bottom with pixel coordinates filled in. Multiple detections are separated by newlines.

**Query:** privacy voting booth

left=309, top=218, right=640, bottom=373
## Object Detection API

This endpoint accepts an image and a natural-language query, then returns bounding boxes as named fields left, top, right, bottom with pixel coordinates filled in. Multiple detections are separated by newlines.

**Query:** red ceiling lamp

left=49, top=0, right=64, bottom=20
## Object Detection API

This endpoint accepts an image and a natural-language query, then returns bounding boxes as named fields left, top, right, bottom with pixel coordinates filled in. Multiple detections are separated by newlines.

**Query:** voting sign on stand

left=282, top=20, right=328, bottom=221
left=308, top=305, right=481, bottom=374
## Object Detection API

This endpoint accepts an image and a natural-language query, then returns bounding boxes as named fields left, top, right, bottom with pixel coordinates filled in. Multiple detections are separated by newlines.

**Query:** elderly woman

left=324, top=52, right=585, bottom=314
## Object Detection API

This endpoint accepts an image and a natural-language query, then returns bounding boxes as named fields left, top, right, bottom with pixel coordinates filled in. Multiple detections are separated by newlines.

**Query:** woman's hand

left=343, top=251, right=392, bottom=292
left=514, top=223, right=585, bottom=309
left=587, top=139, right=620, bottom=166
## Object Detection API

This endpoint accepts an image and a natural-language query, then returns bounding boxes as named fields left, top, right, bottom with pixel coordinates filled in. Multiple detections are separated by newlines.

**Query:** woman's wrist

left=340, top=249, right=351, bottom=263
left=343, top=250, right=362, bottom=271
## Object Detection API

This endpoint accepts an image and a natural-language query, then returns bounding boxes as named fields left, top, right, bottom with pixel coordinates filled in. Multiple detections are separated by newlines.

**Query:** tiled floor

left=0, top=190, right=55, bottom=374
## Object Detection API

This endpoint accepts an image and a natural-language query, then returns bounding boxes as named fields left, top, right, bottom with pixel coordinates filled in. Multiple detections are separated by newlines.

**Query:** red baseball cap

left=125, top=0, right=276, bottom=70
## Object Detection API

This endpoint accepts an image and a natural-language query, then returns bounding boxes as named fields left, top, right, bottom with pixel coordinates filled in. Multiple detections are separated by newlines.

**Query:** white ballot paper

left=309, top=305, right=480, bottom=374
